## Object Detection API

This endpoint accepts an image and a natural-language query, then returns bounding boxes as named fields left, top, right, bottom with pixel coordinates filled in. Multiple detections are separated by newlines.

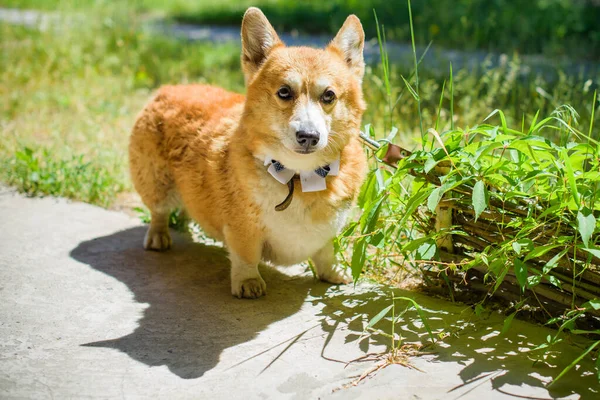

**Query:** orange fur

left=129, top=8, right=367, bottom=298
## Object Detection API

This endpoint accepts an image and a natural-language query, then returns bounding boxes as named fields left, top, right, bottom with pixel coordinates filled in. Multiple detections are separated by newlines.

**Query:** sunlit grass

left=0, top=2, right=242, bottom=206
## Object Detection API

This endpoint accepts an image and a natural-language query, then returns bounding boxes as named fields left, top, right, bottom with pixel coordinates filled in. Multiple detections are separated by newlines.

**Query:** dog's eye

left=321, top=89, right=336, bottom=104
left=277, top=86, right=293, bottom=100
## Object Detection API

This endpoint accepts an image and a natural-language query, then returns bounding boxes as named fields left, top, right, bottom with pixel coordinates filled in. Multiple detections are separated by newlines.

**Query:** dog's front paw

left=144, top=227, right=172, bottom=251
left=319, top=265, right=352, bottom=285
left=232, top=276, right=267, bottom=299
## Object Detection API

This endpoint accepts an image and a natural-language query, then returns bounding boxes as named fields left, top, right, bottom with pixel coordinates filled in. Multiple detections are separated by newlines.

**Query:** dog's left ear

left=241, top=7, right=282, bottom=83
left=328, top=15, right=365, bottom=80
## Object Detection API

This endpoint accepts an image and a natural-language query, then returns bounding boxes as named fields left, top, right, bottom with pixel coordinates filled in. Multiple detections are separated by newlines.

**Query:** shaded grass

left=1, top=1, right=598, bottom=207
left=152, top=0, right=600, bottom=59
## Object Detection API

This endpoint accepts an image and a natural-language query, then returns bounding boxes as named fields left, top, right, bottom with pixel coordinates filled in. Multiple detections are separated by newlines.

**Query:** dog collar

left=263, top=156, right=340, bottom=211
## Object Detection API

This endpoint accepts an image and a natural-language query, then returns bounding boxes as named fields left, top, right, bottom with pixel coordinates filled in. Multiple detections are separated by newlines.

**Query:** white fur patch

left=284, top=72, right=303, bottom=92
left=314, top=78, right=331, bottom=95
left=289, top=100, right=329, bottom=150
left=252, top=171, right=349, bottom=266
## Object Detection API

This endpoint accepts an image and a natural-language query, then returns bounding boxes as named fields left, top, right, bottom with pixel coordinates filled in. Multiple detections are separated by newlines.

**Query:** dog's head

left=240, top=7, right=366, bottom=171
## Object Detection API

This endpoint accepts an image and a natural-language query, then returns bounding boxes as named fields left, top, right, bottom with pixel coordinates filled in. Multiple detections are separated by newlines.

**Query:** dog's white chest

left=255, top=184, right=348, bottom=266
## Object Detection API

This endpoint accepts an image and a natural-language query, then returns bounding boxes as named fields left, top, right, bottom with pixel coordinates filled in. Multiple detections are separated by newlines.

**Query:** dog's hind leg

left=129, top=111, right=178, bottom=252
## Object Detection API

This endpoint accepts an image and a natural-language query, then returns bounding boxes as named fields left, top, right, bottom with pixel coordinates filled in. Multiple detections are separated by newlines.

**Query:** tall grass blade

left=395, top=296, right=436, bottom=343
left=548, top=340, right=600, bottom=387
left=407, top=0, right=424, bottom=145
left=435, top=79, right=447, bottom=134
left=449, top=62, right=454, bottom=130
left=590, top=90, right=598, bottom=148
left=401, top=75, right=419, bottom=101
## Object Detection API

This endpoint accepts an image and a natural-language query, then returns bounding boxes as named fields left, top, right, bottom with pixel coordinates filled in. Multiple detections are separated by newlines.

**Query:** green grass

left=0, top=2, right=243, bottom=206
left=2, top=146, right=123, bottom=207
left=8, top=0, right=600, bottom=59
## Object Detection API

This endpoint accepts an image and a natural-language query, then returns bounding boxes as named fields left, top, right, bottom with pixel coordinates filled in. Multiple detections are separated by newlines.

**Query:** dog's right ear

left=241, top=8, right=282, bottom=83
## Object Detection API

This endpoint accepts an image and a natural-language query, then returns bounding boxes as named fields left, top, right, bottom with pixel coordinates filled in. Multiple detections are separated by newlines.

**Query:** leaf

left=493, top=263, right=510, bottom=293
left=394, top=196, right=426, bottom=228
left=417, top=241, right=437, bottom=260
left=361, top=194, right=387, bottom=234
left=549, top=340, right=600, bottom=387
left=582, top=247, right=600, bottom=259
left=427, top=186, right=443, bottom=212
left=474, top=303, right=485, bottom=317
left=527, top=275, right=541, bottom=288
left=375, top=168, right=386, bottom=192
left=547, top=275, right=562, bottom=289
left=472, top=180, right=487, bottom=221
left=512, top=241, right=522, bottom=255
left=395, top=296, right=435, bottom=343
left=357, top=170, right=377, bottom=208
left=560, top=148, right=580, bottom=205
left=351, top=237, right=367, bottom=282
left=366, top=305, right=393, bottom=330
left=584, top=299, right=600, bottom=311
left=489, top=259, right=506, bottom=276
left=514, top=259, right=528, bottom=291
left=428, top=128, right=451, bottom=157
left=424, top=157, right=438, bottom=174
left=501, top=311, right=517, bottom=335
left=385, top=126, right=399, bottom=143
left=577, top=210, right=596, bottom=248
left=369, top=231, right=385, bottom=248
left=474, top=141, right=504, bottom=164
left=341, top=222, right=358, bottom=237
left=525, top=244, right=562, bottom=262
left=401, top=236, right=435, bottom=253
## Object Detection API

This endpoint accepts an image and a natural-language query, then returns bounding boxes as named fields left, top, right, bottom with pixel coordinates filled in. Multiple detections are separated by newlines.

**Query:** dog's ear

left=241, top=7, right=282, bottom=83
left=328, top=15, right=365, bottom=80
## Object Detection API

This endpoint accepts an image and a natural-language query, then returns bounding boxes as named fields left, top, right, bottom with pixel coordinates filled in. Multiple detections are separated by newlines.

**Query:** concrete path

left=0, top=187, right=597, bottom=399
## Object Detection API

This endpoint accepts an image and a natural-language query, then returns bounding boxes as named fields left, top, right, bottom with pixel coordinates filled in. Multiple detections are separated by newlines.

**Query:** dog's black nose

left=296, top=130, right=320, bottom=147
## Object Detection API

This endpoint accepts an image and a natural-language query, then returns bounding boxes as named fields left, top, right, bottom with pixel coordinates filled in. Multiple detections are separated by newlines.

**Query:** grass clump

left=1, top=146, right=123, bottom=207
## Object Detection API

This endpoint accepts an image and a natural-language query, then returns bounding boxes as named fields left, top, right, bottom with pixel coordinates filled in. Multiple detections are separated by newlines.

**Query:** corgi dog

left=129, top=8, right=367, bottom=298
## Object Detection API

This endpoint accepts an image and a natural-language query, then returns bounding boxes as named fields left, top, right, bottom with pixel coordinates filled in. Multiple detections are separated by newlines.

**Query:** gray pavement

left=0, top=187, right=597, bottom=399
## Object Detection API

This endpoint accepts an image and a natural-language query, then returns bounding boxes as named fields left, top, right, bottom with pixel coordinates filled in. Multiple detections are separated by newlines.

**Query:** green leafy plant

left=340, top=0, right=600, bottom=386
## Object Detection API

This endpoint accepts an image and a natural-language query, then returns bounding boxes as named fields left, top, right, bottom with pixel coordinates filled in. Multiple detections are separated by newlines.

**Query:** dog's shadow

left=70, top=226, right=315, bottom=379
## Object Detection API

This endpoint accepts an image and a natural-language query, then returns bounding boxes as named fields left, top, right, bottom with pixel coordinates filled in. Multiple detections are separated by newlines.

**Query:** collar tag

left=264, top=155, right=339, bottom=193
left=328, top=159, right=340, bottom=176
left=267, top=162, right=296, bottom=184
left=299, top=171, right=327, bottom=192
